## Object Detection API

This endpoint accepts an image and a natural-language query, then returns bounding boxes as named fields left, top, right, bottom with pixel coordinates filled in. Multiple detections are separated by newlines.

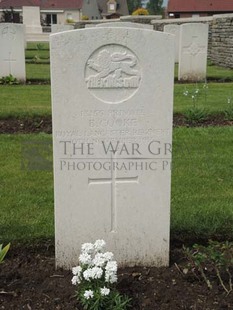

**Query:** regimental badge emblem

left=85, top=44, right=141, bottom=104
left=2, top=26, right=16, bottom=40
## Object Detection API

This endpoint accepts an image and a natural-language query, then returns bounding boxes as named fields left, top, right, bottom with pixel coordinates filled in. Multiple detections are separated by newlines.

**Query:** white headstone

left=0, top=24, right=26, bottom=81
left=23, top=6, right=42, bottom=34
left=178, top=23, right=208, bottom=81
left=51, top=28, right=174, bottom=269
left=95, top=22, right=153, bottom=29
left=51, top=25, right=74, bottom=33
left=164, top=24, right=180, bottom=63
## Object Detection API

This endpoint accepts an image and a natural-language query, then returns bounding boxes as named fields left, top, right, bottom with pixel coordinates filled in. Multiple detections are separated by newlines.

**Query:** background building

left=167, top=0, right=233, bottom=18
left=0, top=0, right=129, bottom=24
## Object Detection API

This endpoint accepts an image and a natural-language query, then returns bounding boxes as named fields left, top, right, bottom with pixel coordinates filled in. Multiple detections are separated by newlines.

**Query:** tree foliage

left=146, top=0, right=163, bottom=15
left=127, top=0, right=142, bottom=15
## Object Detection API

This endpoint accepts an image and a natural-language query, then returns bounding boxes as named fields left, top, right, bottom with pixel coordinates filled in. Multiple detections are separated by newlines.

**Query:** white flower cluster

left=105, top=261, right=118, bottom=284
left=71, top=240, right=118, bottom=300
left=83, top=266, right=103, bottom=281
left=82, top=286, right=110, bottom=300
left=83, top=289, right=94, bottom=299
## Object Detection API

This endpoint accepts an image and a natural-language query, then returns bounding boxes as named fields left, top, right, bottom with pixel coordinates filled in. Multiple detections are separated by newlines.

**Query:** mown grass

left=207, top=64, right=233, bottom=81
left=0, top=85, right=51, bottom=118
left=0, top=127, right=232, bottom=242
left=26, top=42, right=49, bottom=50
left=26, top=64, right=50, bottom=81
left=25, top=49, right=50, bottom=60
left=174, top=63, right=233, bottom=81
left=0, top=134, right=54, bottom=241
left=0, top=82, right=232, bottom=118
left=25, top=43, right=50, bottom=79
left=174, top=82, right=233, bottom=114
left=171, top=127, right=233, bottom=239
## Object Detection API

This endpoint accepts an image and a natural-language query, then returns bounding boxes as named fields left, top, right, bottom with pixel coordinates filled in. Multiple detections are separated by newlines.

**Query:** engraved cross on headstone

left=4, top=52, right=16, bottom=75
left=183, top=35, right=206, bottom=57
left=2, top=26, right=16, bottom=40
left=182, top=35, right=206, bottom=78
left=88, top=156, right=139, bottom=233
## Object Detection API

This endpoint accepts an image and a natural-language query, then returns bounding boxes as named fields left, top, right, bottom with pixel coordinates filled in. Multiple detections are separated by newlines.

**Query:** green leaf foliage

left=127, top=0, right=141, bottom=14
left=183, top=241, right=233, bottom=294
left=0, top=243, right=10, bottom=263
left=0, top=74, right=19, bottom=85
left=146, top=0, right=163, bottom=14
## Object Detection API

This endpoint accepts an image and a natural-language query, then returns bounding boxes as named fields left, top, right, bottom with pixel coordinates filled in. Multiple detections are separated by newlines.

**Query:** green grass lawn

left=0, top=127, right=232, bottom=242
left=26, top=63, right=50, bottom=81
left=0, top=134, right=54, bottom=241
left=207, top=64, right=233, bottom=81
left=25, top=49, right=50, bottom=60
left=0, top=82, right=232, bottom=118
left=174, top=63, right=233, bottom=81
left=24, top=42, right=50, bottom=80
left=174, top=82, right=233, bottom=114
left=26, top=42, right=49, bottom=50
left=0, top=85, right=51, bottom=118
left=171, top=127, right=233, bottom=239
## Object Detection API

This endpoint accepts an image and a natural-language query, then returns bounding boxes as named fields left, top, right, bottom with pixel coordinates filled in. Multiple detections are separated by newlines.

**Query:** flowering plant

left=183, top=82, right=209, bottom=124
left=132, top=8, right=149, bottom=15
left=72, top=240, right=131, bottom=310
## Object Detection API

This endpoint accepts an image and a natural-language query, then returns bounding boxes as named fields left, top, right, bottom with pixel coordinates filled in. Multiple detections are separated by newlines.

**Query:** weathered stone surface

left=121, top=15, right=162, bottom=24
left=0, top=23, right=26, bottom=81
left=95, top=21, right=153, bottom=29
left=210, top=14, right=233, bottom=69
left=51, top=25, right=74, bottom=33
left=178, top=23, right=209, bottom=81
left=51, top=27, right=174, bottom=269
left=164, top=24, right=180, bottom=63
left=23, top=6, right=42, bottom=34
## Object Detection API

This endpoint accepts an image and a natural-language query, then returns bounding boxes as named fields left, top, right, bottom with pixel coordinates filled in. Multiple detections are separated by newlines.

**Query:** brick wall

left=210, top=15, right=233, bottom=68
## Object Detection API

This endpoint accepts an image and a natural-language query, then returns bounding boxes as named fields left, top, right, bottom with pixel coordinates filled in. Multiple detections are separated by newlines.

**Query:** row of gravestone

left=88, top=22, right=209, bottom=82
left=0, top=24, right=26, bottom=81
left=0, top=21, right=208, bottom=82
left=0, top=6, right=44, bottom=81
left=164, top=23, right=208, bottom=81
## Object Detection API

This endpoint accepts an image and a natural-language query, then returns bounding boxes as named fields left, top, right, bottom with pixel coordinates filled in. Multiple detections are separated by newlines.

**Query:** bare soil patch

left=0, top=240, right=232, bottom=309
left=0, top=114, right=232, bottom=135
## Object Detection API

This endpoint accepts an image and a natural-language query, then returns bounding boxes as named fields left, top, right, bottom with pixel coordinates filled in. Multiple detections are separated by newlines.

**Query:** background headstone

left=95, top=22, right=153, bottom=29
left=0, top=23, right=26, bottom=81
left=51, top=24, right=74, bottom=33
left=51, top=27, right=174, bottom=269
left=178, top=23, right=209, bottom=81
left=23, top=6, right=42, bottom=34
left=164, top=24, right=180, bottom=63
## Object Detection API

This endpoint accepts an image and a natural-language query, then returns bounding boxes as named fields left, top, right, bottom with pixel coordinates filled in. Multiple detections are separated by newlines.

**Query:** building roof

left=168, top=0, right=233, bottom=13
left=0, top=0, right=83, bottom=10
left=97, top=0, right=129, bottom=16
